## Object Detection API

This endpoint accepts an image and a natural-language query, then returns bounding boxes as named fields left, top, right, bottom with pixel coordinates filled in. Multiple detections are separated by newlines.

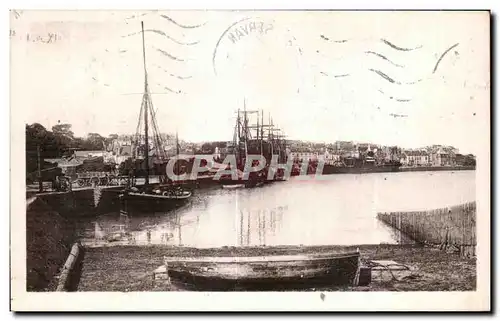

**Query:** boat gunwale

left=221, top=184, right=245, bottom=189
left=164, top=251, right=360, bottom=264
left=125, top=191, right=192, bottom=200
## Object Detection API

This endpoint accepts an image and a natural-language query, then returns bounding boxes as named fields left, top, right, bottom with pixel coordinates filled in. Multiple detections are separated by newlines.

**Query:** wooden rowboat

left=221, top=184, right=245, bottom=189
left=164, top=250, right=361, bottom=291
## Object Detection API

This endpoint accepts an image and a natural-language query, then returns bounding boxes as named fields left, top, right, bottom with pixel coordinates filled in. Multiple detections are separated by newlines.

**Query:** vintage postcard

left=10, top=9, right=490, bottom=311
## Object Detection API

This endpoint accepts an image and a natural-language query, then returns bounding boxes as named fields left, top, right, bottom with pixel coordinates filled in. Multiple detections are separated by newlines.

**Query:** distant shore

left=399, top=165, right=475, bottom=172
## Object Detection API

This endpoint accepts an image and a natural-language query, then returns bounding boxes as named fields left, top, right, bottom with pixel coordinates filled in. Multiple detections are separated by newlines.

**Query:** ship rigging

left=120, top=21, right=192, bottom=208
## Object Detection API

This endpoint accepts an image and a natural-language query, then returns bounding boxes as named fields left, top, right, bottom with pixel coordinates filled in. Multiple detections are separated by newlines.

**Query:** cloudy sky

left=11, top=10, right=489, bottom=154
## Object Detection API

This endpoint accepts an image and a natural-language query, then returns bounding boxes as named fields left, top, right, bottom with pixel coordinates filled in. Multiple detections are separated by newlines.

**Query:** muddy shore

left=77, top=244, right=476, bottom=292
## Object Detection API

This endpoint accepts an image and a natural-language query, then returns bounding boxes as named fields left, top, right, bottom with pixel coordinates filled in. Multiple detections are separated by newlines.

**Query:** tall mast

left=237, top=109, right=241, bottom=164
left=269, top=113, right=274, bottom=157
left=176, top=131, right=180, bottom=179
left=260, top=109, right=264, bottom=157
left=141, top=21, right=149, bottom=186
left=256, top=111, right=259, bottom=142
left=243, top=99, right=248, bottom=159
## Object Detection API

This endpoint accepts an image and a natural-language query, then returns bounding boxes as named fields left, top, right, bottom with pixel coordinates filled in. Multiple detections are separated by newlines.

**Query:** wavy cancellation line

left=380, top=39, right=423, bottom=52
left=319, top=70, right=411, bottom=103
left=364, top=51, right=404, bottom=68
left=377, top=89, right=412, bottom=103
left=148, top=84, right=182, bottom=94
left=319, top=35, right=349, bottom=43
left=319, top=34, right=459, bottom=76
left=155, top=47, right=185, bottom=62
left=122, top=29, right=200, bottom=46
left=369, top=69, right=423, bottom=85
left=319, top=34, right=423, bottom=52
left=160, top=14, right=207, bottom=29
left=124, top=11, right=207, bottom=29
left=433, top=43, right=459, bottom=74
left=153, top=64, right=192, bottom=80
left=320, top=71, right=350, bottom=78
left=107, top=43, right=187, bottom=62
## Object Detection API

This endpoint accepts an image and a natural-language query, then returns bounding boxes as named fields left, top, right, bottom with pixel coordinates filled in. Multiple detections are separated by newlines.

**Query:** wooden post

left=37, top=145, right=43, bottom=192
left=56, top=243, right=82, bottom=291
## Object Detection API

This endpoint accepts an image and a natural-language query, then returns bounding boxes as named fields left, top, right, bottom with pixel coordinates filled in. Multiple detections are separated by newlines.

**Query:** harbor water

left=76, top=170, right=476, bottom=248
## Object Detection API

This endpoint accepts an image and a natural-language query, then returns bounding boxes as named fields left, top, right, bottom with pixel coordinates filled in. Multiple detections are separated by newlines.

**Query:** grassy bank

left=77, top=244, right=476, bottom=292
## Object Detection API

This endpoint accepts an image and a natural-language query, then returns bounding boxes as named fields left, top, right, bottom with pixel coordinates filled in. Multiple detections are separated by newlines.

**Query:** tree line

left=25, top=122, right=118, bottom=176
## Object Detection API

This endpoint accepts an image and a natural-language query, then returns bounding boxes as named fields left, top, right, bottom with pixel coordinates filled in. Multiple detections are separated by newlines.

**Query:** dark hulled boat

left=164, top=250, right=361, bottom=291
left=119, top=21, right=191, bottom=210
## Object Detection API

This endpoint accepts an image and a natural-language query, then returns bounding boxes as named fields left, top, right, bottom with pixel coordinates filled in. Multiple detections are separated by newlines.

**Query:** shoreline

left=25, top=166, right=475, bottom=197
left=399, top=166, right=475, bottom=172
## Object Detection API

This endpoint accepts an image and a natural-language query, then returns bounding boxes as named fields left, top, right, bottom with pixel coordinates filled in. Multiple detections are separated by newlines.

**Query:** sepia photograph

left=10, top=7, right=491, bottom=311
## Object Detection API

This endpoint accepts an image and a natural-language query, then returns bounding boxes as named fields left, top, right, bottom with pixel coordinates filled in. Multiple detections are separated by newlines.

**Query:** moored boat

left=120, top=185, right=192, bottom=212
left=164, top=250, right=361, bottom=291
left=118, top=21, right=192, bottom=211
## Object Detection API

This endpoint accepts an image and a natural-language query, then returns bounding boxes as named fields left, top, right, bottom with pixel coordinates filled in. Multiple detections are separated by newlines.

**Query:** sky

left=11, top=10, right=489, bottom=155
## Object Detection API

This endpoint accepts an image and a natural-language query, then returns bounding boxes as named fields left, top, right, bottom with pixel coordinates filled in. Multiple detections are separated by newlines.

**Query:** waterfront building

left=430, top=147, right=456, bottom=166
left=402, top=150, right=431, bottom=167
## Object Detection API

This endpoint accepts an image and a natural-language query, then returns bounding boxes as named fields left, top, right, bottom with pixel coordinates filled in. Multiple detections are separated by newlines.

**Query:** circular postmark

left=211, top=15, right=306, bottom=104
left=212, top=16, right=275, bottom=76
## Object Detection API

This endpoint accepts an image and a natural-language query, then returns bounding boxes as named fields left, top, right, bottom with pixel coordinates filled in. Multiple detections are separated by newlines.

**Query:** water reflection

left=77, top=171, right=475, bottom=248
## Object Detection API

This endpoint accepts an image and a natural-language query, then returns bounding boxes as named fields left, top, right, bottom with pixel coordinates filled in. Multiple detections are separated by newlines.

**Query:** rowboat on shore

left=221, top=184, right=246, bottom=189
left=164, top=250, right=361, bottom=291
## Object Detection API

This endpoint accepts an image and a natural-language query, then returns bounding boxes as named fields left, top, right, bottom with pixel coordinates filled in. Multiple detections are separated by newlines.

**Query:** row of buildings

left=45, top=139, right=475, bottom=179
left=286, top=142, right=475, bottom=167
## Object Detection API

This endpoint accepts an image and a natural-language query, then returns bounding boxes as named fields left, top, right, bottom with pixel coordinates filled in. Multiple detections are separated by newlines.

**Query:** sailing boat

left=219, top=102, right=249, bottom=189
left=219, top=101, right=269, bottom=189
left=119, top=21, right=192, bottom=208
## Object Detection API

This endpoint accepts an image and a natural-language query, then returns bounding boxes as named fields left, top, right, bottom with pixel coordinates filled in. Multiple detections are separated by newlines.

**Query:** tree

left=51, top=123, right=74, bottom=139
left=25, top=123, right=64, bottom=180
left=86, top=133, right=105, bottom=150
left=51, top=123, right=74, bottom=154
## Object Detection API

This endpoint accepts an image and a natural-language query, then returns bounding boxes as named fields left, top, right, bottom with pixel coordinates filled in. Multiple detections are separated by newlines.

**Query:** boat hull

left=165, top=252, right=360, bottom=291
left=120, top=191, right=191, bottom=213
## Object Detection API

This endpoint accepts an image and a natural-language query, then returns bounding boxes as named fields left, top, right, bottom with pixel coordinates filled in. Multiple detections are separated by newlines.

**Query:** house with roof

left=430, top=147, right=456, bottom=166
left=401, top=150, right=430, bottom=166
left=44, top=156, right=83, bottom=179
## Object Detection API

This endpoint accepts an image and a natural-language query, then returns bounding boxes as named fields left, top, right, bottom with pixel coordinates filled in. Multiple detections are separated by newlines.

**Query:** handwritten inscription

left=9, top=30, right=61, bottom=43
left=227, top=21, right=274, bottom=44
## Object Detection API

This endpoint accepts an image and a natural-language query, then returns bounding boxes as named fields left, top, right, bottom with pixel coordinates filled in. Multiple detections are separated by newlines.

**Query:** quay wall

left=377, top=202, right=476, bottom=258
left=26, top=197, right=74, bottom=291
left=26, top=187, right=122, bottom=291
left=29, top=187, right=123, bottom=217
